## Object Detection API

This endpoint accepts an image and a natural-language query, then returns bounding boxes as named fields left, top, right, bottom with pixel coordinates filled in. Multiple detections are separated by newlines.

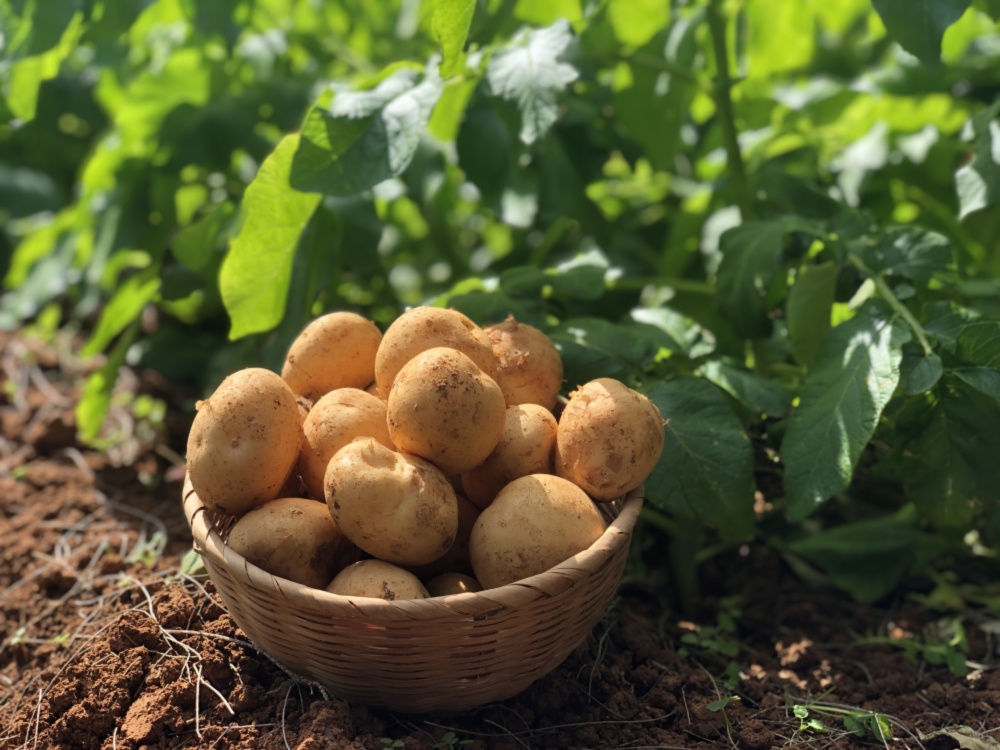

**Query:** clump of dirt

left=2, top=328, right=999, bottom=750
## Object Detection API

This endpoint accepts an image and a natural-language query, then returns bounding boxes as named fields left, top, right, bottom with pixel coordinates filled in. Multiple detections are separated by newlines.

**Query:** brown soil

left=1, top=329, right=999, bottom=750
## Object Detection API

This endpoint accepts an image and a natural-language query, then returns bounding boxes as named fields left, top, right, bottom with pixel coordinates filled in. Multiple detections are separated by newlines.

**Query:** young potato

left=386, top=347, right=506, bottom=476
left=374, top=306, right=498, bottom=399
left=325, top=438, right=458, bottom=566
left=485, top=316, right=563, bottom=411
left=406, top=493, right=480, bottom=579
left=298, top=388, right=394, bottom=500
left=187, top=368, right=302, bottom=517
left=470, top=474, right=607, bottom=590
left=326, top=560, right=429, bottom=600
left=282, top=312, right=382, bottom=402
left=461, top=403, right=558, bottom=510
left=227, top=498, right=359, bottom=589
left=425, top=572, right=482, bottom=597
left=556, top=378, right=665, bottom=501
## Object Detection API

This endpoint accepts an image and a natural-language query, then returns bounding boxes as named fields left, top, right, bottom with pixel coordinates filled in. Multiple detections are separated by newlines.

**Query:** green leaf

left=607, top=0, right=669, bottom=47
left=77, top=323, right=139, bottom=444
left=486, top=21, right=579, bottom=145
left=716, top=217, right=823, bottom=339
left=291, top=68, right=443, bottom=195
left=700, top=360, right=793, bottom=417
left=172, top=202, right=235, bottom=274
left=747, top=0, right=815, bottom=77
left=782, top=304, right=910, bottom=520
left=952, top=368, right=1000, bottom=400
left=221, top=135, right=322, bottom=339
left=550, top=317, right=661, bottom=386
left=432, top=0, right=476, bottom=79
left=872, top=0, right=971, bottom=62
left=706, top=696, right=740, bottom=712
left=900, top=349, right=944, bottom=395
left=644, top=378, right=756, bottom=542
left=513, top=0, right=581, bottom=26
left=427, top=76, right=478, bottom=142
left=862, top=227, right=953, bottom=284
left=787, top=262, right=839, bottom=369
left=3, top=10, right=84, bottom=121
left=82, top=266, right=161, bottom=357
left=956, top=320, right=1000, bottom=368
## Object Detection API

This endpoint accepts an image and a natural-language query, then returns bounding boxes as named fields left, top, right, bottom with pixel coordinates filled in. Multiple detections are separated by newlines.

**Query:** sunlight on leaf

left=872, top=0, right=971, bottom=62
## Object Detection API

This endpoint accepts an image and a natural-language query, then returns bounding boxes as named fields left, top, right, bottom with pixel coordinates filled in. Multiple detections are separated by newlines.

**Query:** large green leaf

left=550, top=317, right=662, bottom=387
left=644, top=378, right=756, bottom=542
left=951, top=320, right=1000, bottom=398
left=861, top=227, right=954, bottom=284
left=872, top=0, right=971, bottom=62
left=607, top=0, right=669, bottom=48
left=782, top=304, right=910, bottom=520
left=3, top=9, right=84, bottom=121
left=220, top=135, right=322, bottom=339
left=290, top=68, right=443, bottom=195
left=746, top=0, right=815, bottom=77
left=82, top=266, right=161, bottom=356
left=955, top=102, right=1000, bottom=219
left=699, top=360, right=793, bottom=418
left=716, top=217, right=823, bottom=339
left=432, top=0, right=476, bottom=78
left=485, top=21, right=579, bottom=145
left=787, top=261, right=839, bottom=369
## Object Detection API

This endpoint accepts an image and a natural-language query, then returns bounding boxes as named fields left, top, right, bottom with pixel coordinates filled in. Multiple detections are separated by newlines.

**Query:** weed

left=432, top=731, right=473, bottom=749
left=380, top=739, right=405, bottom=749
left=676, top=596, right=744, bottom=689
left=792, top=701, right=893, bottom=743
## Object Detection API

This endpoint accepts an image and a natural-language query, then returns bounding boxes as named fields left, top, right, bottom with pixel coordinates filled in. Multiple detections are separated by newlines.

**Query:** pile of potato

left=186, top=307, right=665, bottom=600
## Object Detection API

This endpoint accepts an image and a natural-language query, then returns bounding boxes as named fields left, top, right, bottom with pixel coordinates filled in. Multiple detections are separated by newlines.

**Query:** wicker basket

left=182, top=476, right=642, bottom=713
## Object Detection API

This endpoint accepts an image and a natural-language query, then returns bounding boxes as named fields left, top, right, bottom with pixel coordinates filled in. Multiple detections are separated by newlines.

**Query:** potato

left=406, top=493, right=480, bottom=579
left=282, top=312, right=382, bottom=401
left=556, top=378, right=665, bottom=501
left=299, top=388, right=394, bottom=500
left=374, top=306, right=497, bottom=399
left=324, top=438, right=458, bottom=565
left=461, top=404, right=558, bottom=510
left=425, top=572, right=482, bottom=597
left=387, top=347, right=506, bottom=476
left=326, top=560, right=429, bottom=600
left=187, top=368, right=302, bottom=516
left=485, top=317, right=563, bottom=410
left=227, top=498, right=359, bottom=589
left=470, top=474, right=607, bottom=590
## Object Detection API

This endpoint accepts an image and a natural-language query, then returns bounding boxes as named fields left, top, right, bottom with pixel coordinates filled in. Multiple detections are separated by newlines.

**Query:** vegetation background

left=2, top=0, right=1000, bottom=613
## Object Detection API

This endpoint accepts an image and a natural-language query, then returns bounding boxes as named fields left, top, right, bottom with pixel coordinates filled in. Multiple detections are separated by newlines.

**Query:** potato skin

left=485, top=317, right=563, bottom=411
left=298, top=388, right=394, bottom=500
left=326, top=560, right=429, bottom=600
left=556, top=378, right=665, bottom=501
left=282, top=312, right=382, bottom=402
left=187, top=368, right=302, bottom=517
left=374, top=306, right=497, bottom=399
left=387, top=347, right=506, bottom=476
left=227, top=498, right=359, bottom=589
left=425, top=572, right=482, bottom=597
left=324, top=438, right=459, bottom=566
left=461, top=404, right=557, bottom=510
left=405, top=493, right=480, bottom=579
left=470, top=474, right=607, bottom=589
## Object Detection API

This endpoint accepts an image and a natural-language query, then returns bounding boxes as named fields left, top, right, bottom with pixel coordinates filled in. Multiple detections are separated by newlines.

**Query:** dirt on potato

left=1, top=329, right=999, bottom=750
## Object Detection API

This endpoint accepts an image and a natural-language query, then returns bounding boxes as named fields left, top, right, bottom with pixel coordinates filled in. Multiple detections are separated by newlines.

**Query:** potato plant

left=2, top=0, right=1000, bottom=606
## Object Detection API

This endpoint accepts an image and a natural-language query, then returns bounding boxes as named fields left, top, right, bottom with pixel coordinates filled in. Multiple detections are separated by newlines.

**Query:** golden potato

left=186, top=368, right=302, bottom=516
left=326, top=560, right=429, bottom=600
left=386, top=347, right=506, bottom=476
left=485, top=317, right=563, bottom=410
left=556, top=378, right=665, bottom=501
left=282, top=312, right=382, bottom=401
left=227, top=498, right=359, bottom=589
left=324, top=438, right=458, bottom=566
left=406, top=493, right=480, bottom=579
left=461, top=404, right=558, bottom=510
left=425, top=572, right=482, bottom=597
left=374, top=306, right=497, bottom=399
left=470, top=474, right=607, bottom=589
left=298, top=388, right=394, bottom=500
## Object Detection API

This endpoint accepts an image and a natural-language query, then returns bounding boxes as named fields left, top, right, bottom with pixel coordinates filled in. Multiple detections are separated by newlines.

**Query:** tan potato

left=326, top=560, right=429, bottom=600
left=387, top=347, right=506, bottom=476
left=556, top=378, right=665, bottom=501
left=406, top=493, right=480, bottom=579
left=425, top=572, right=482, bottom=597
left=374, top=306, right=497, bottom=399
left=324, top=438, right=458, bottom=566
left=187, top=368, right=302, bottom=516
left=282, top=312, right=382, bottom=401
left=470, top=474, right=607, bottom=589
left=298, top=388, right=394, bottom=500
left=227, top=498, right=359, bottom=589
left=485, top=317, right=563, bottom=410
left=461, top=404, right=558, bottom=510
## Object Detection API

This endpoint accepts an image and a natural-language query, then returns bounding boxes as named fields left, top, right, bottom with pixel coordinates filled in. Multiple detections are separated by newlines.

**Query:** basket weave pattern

left=183, top=478, right=642, bottom=713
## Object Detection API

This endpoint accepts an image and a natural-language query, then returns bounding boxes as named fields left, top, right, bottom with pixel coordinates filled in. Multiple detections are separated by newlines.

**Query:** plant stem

left=847, top=255, right=934, bottom=355
left=706, top=0, right=755, bottom=221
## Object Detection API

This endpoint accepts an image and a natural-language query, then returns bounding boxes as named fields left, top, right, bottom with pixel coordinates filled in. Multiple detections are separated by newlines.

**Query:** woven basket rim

left=183, top=476, right=643, bottom=619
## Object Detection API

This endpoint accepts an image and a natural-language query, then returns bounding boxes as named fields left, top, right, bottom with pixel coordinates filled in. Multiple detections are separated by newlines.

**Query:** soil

left=2, top=328, right=999, bottom=750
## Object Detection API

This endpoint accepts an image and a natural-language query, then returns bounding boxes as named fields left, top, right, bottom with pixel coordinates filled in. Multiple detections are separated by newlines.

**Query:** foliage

left=2, top=0, right=1000, bottom=603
